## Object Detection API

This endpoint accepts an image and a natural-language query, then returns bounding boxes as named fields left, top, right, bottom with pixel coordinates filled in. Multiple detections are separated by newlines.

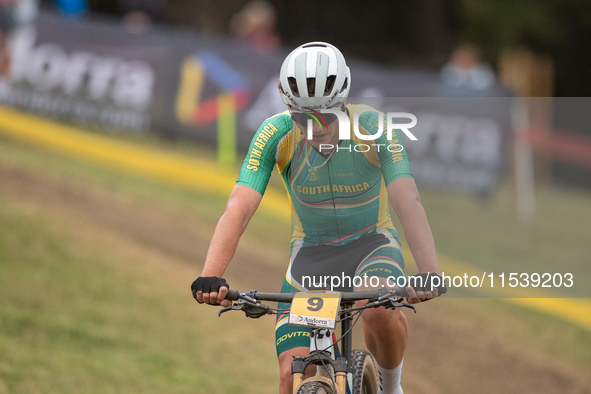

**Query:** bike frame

left=291, top=303, right=353, bottom=394
left=221, top=288, right=413, bottom=394
left=290, top=300, right=355, bottom=394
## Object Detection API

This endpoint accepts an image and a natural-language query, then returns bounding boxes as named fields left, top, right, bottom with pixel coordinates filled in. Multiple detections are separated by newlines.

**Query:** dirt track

left=1, top=161, right=589, bottom=394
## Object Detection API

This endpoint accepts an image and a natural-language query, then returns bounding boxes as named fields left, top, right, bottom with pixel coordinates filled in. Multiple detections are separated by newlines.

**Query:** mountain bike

left=218, top=287, right=415, bottom=394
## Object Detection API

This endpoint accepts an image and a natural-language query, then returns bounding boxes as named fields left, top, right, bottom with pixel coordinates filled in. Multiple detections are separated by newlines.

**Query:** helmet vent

left=288, top=77, right=300, bottom=97
left=306, top=78, right=316, bottom=97
left=339, top=77, right=348, bottom=93
left=302, top=43, right=327, bottom=48
left=325, top=76, right=336, bottom=96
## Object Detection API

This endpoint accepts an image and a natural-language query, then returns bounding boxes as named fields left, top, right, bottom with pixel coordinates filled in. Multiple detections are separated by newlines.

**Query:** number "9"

left=307, top=297, right=324, bottom=311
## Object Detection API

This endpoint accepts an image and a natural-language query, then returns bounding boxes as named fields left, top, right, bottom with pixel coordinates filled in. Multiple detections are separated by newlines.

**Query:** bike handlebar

left=225, top=287, right=408, bottom=303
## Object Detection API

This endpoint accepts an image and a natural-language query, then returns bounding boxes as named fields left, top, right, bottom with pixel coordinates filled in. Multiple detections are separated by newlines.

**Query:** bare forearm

left=388, top=178, right=440, bottom=274
left=201, top=211, right=246, bottom=277
left=397, top=198, right=440, bottom=274
left=200, top=185, right=261, bottom=277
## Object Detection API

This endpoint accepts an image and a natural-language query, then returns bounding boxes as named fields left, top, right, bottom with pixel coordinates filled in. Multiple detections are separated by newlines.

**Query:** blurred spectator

left=0, top=0, right=37, bottom=99
left=119, top=0, right=166, bottom=33
left=0, top=0, right=17, bottom=98
left=15, top=0, right=37, bottom=24
left=440, top=44, right=495, bottom=90
left=230, top=0, right=280, bottom=53
left=122, top=9, right=151, bottom=33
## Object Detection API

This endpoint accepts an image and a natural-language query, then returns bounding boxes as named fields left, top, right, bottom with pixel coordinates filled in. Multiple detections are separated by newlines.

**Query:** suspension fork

left=291, top=304, right=354, bottom=393
left=292, top=327, right=347, bottom=393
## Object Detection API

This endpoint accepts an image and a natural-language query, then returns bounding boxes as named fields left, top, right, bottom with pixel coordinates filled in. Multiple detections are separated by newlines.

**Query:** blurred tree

left=453, top=0, right=564, bottom=60
left=86, top=0, right=119, bottom=14
left=165, top=0, right=243, bottom=34
left=52, top=0, right=589, bottom=95
left=162, top=0, right=452, bottom=66
left=275, top=0, right=452, bottom=67
left=452, top=0, right=591, bottom=95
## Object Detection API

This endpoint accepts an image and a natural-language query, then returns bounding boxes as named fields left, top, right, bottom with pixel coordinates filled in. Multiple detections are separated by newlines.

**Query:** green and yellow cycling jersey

left=237, top=104, right=412, bottom=247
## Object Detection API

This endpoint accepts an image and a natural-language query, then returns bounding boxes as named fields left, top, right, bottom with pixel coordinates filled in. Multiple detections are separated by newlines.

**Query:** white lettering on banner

left=63, top=51, right=93, bottom=95
left=405, top=112, right=502, bottom=166
left=9, top=29, right=155, bottom=109
left=4, top=86, right=151, bottom=129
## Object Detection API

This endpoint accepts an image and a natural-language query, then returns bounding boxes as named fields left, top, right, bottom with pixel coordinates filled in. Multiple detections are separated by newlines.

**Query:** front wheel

left=297, top=381, right=334, bottom=394
left=351, top=349, right=379, bottom=394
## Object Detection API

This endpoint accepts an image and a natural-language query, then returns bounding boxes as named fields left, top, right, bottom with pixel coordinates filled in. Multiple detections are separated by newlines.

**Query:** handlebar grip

left=225, top=289, right=240, bottom=301
left=398, top=287, right=409, bottom=298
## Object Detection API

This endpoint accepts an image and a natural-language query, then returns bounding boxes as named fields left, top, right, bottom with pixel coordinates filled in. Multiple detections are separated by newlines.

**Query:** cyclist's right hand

left=405, top=272, right=446, bottom=304
left=191, top=276, right=231, bottom=307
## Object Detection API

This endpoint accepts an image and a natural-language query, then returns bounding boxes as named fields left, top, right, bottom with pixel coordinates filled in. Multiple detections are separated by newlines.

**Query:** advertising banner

left=0, top=11, right=511, bottom=193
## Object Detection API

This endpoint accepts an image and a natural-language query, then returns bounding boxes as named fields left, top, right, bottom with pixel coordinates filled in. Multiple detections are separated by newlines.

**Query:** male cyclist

left=192, top=42, right=445, bottom=394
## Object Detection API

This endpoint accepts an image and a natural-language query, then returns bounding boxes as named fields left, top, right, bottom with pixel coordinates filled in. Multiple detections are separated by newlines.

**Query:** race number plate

left=288, top=292, right=342, bottom=329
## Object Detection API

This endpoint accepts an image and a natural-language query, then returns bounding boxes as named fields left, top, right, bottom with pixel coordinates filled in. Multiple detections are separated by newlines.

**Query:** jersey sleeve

left=236, top=113, right=292, bottom=195
left=358, top=109, right=413, bottom=186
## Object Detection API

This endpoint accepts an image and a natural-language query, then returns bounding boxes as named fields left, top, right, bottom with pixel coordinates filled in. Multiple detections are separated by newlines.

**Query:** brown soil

left=1, top=161, right=589, bottom=394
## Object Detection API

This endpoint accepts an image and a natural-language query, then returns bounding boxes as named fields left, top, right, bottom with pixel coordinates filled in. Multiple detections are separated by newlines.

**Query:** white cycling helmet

left=279, top=42, right=351, bottom=111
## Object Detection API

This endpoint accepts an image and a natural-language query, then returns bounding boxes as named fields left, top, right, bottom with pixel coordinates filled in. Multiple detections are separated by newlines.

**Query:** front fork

left=292, top=305, right=354, bottom=394
left=292, top=351, right=348, bottom=394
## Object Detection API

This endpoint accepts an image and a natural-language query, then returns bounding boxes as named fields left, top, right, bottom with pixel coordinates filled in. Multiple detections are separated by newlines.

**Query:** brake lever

left=218, top=302, right=244, bottom=317
left=386, top=299, right=417, bottom=313
left=218, top=293, right=271, bottom=318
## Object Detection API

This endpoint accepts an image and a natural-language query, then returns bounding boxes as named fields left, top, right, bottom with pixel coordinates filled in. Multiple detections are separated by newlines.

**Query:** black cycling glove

left=191, top=276, right=230, bottom=303
left=406, top=273, right=447, bottom=298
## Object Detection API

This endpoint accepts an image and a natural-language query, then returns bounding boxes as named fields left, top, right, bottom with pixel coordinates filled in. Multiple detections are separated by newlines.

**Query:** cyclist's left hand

left=405, top=273, right=447, bottom=304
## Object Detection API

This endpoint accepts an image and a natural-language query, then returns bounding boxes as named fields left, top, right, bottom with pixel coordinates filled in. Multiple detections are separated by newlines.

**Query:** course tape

left=1, top=106, right=589, bottom=331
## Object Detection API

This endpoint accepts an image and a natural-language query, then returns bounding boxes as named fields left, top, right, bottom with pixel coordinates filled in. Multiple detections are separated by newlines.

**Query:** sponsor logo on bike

left=289, top=314, right=334, bottom=329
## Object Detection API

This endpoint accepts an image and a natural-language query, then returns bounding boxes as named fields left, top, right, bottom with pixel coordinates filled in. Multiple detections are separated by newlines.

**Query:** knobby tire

left=297, top=381, right=334, bottom=394
left=351, top=349, right=379, bottom=394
